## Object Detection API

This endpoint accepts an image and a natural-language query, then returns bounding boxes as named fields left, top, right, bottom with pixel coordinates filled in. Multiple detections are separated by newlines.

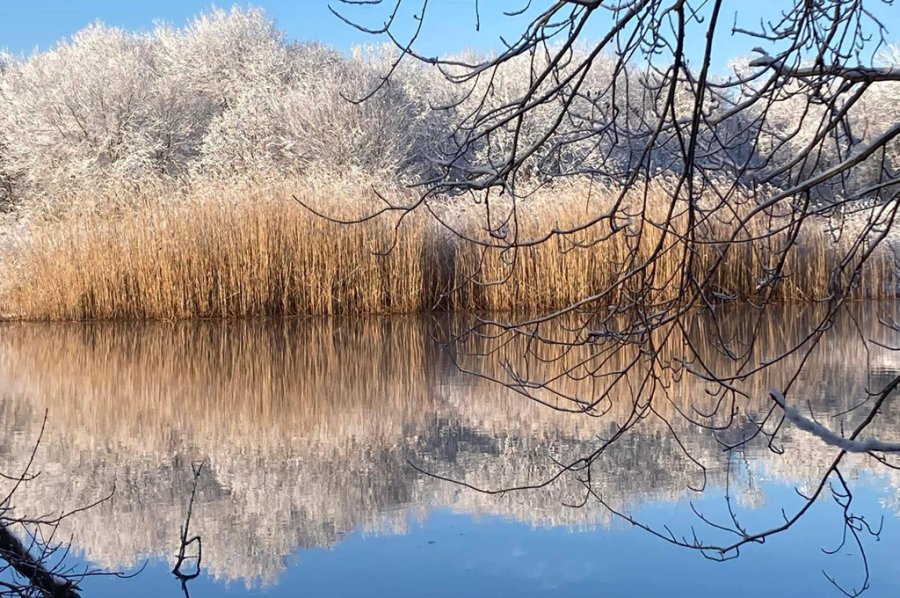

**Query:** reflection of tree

left=0, top=313, right=897, bottom=588
left=0, top=415, right=121, bottom=597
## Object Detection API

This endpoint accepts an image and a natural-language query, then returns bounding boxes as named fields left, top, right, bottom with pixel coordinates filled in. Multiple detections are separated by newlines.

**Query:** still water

left=0, top=305, right=899, bottom=596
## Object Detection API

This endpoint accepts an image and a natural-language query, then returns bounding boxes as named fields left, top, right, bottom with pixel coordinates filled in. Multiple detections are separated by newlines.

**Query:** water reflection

left=0, top=306, right=899, bottom=592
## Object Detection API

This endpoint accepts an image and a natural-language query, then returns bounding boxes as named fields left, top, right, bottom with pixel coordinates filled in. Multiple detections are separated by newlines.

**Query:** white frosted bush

left=0, top=25, right=163, bottom=192
left=153, top=7, right=289, bottom=107
left=199, top=43, right=440, bottom=180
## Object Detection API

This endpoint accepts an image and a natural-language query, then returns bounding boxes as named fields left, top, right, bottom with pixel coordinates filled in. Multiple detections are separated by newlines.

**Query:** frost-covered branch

left=771, top=389, right=900, bottom=453
left=750, top=48, right=900, bottom=83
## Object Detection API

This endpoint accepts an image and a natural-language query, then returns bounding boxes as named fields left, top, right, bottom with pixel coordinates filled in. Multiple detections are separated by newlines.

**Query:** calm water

left=1, top=306, right=899, bottom=596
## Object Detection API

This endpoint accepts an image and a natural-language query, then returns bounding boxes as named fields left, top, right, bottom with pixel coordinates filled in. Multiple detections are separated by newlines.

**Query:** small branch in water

left=173, top=460, right=204, bottom=593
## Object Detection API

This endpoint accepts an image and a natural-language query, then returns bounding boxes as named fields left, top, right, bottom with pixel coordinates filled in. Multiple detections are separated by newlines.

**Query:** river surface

left=1, top=305, right=900, bottom=596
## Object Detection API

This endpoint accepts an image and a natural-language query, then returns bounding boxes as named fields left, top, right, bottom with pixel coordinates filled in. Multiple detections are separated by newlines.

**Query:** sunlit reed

left=1, top=177, right=894, bottom=320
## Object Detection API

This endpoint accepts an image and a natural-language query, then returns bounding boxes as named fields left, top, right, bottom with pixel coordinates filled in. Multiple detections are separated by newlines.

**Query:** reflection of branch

left=172, top=461, right=204, bottom=597
left=771, top=389, right=900, bottom=452
left=0, top=410, right=124, bottom=597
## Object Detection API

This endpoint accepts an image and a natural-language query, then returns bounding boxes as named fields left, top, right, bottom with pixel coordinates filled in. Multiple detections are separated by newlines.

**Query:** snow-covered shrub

left=198, top=43, right=442, bottom=180
left=0, top=25, right=164, bottom=194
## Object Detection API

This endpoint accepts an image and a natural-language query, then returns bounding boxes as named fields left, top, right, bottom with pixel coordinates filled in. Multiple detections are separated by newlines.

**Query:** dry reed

left=0, top=179, right=436, bottom=320
left=0, top=177, right=895, bottom=320
left=450, top=178, right=898, bottom=310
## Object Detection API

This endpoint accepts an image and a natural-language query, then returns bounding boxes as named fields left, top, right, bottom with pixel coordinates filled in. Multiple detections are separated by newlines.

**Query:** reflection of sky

left=78, top=476, right=900, bottom=598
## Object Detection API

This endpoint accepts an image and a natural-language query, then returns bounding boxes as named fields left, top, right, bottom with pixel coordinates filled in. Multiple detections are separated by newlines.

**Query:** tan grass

left=0, top=179, right=436, bottom=320
left=0, top=177, right=895, bottom=320
left=448, top=178, right=898, bottom=311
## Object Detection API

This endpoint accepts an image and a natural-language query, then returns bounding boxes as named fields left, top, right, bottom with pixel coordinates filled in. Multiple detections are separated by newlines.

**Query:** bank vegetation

left=1, top=8, right=898, bottom=320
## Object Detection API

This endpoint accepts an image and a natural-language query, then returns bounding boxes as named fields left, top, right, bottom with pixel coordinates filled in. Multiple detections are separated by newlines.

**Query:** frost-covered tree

left=0, top=8, right=456, bottom=200
left=0, top=52, right=12, bottom=207
left=197, top=43, right=438, bottom=180
left=154, top=7, right=290, bottom=108
left=0, top=25, right=162, bottom=193
left=0, top=4, right=897, bottom=211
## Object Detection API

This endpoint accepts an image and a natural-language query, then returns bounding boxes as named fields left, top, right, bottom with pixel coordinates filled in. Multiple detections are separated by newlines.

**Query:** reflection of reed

left=453, top=303, right=900, bottom=436
left=0, top=307, right=898, bottom=586
left=0, top=316, right=441, bottom=450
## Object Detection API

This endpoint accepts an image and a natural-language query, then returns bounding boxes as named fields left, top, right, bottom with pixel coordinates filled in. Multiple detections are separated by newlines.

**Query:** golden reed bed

left=0, top=177, right=895, bottom=320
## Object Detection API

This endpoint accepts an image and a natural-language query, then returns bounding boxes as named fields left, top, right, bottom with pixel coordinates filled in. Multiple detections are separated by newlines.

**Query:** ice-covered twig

left=771, top=389, right=900, bottom=452
left=749, top=47, right=900, bottom=82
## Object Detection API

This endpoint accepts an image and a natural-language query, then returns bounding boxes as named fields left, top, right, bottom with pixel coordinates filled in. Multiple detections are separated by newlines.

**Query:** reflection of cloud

left=462, top=545, right=596, bottom=591
left=0, top=307, right=897, bottom=586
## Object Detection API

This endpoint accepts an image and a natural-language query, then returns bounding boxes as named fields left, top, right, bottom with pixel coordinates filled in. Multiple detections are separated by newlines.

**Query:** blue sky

left=0, top=1, right=898, bottom=72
